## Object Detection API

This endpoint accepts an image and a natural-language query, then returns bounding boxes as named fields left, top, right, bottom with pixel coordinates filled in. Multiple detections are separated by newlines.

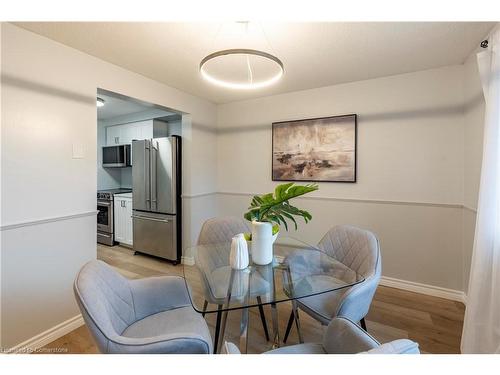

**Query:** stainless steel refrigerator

left=132, top=136, right=181, bottom=264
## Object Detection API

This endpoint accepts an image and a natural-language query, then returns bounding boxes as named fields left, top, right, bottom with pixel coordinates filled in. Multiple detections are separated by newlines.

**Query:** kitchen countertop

left=114, top=192, right=133, bottom=199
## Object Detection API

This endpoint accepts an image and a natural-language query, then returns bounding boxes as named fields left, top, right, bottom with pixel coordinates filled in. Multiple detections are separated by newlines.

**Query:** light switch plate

left=72, top=142, right=86, bottom=159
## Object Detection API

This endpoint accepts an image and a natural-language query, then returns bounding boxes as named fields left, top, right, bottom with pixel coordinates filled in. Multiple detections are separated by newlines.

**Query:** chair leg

left=360, top=317, right=368, bottom=332
left=202, top=300, right=208, bottom=317
left=292, top=301, right=304, bottom=344
left=283, top=310, right=295, bottom=343
left=256, top=296, right=270, bottom=341
left=213, top=305, right=223, bottom=354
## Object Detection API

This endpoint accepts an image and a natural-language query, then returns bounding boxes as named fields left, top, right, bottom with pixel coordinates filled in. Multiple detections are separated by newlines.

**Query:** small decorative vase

left=229, top=233, right=249, bottom=270
left=251, top=221, right=276, bottom=265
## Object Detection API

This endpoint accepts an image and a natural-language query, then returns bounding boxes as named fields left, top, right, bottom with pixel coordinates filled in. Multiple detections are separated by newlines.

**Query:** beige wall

left=217, top=193, right=463, bottom=289
left=0, top=23, right=217, bottom=348
left=216, top=65, right=468, bottom=291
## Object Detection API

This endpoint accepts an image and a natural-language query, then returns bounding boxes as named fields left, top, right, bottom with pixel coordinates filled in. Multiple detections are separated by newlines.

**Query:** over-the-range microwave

left=102, top=144, right=131, bottom=168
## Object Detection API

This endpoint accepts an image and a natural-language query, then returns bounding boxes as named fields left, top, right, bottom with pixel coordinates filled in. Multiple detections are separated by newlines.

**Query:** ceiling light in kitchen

left=97, top=97, right=105, bottom=107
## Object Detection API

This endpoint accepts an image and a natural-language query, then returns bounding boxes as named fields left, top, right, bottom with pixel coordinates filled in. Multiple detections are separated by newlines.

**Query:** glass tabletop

left=183, top=236, right=365, bottom=314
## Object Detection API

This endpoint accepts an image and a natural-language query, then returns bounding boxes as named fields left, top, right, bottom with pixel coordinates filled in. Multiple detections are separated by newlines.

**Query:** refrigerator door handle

left=151, top=140, right=158, bottom=211
left=124, top=144, right=128, bottom=166
left=132, top=214, right=170, bottom=223
left=145, top=141, right=151, bottom=207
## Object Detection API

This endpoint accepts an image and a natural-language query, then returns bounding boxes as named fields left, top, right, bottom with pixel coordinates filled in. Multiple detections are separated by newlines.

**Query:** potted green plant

left=243, top=182, right=319, bottom=265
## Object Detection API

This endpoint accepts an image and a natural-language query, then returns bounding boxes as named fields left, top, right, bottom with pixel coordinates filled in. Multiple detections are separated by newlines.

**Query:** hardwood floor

left=42, top=244, right=465, bottom=354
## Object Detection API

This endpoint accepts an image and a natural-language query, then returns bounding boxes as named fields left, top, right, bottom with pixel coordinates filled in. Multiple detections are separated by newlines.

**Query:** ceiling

left=16, top=22, right=495, bottom=104
left=96, top=91, right=173, bottom=120
left=97, top=93, right=152, bottom=120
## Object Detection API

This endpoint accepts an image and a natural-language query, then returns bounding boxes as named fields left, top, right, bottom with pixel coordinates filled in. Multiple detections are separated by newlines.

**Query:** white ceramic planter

left=251, top=221, right=277, bottom=265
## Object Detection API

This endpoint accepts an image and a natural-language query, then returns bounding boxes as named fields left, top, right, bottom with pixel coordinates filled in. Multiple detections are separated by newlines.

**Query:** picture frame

left=272, top=114, right=357, bottom=183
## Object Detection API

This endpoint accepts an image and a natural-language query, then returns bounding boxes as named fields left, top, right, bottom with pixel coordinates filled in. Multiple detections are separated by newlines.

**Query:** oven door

left=97, top=200, right=113, bottom=233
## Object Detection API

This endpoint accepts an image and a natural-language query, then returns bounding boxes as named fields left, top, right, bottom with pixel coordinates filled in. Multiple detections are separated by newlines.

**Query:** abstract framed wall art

left=272, top=114, right=357, bottom=182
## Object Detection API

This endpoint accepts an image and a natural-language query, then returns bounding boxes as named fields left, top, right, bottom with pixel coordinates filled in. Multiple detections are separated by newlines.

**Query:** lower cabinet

left=114, top=196, right=133, bottom=246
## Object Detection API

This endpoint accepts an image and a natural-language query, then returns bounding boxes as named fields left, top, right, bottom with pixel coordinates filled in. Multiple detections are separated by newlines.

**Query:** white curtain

left=461, top=26, right=500, bottom=354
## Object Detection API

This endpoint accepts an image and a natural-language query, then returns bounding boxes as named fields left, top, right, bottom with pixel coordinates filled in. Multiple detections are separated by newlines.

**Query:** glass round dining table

left=183, top=236, right=365, bottom=354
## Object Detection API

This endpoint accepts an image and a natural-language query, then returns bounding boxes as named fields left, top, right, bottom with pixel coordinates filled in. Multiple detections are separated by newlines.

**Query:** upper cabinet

left=105, top=120, right=168, bottom=146
left=106, top=125, right=122, bottom=145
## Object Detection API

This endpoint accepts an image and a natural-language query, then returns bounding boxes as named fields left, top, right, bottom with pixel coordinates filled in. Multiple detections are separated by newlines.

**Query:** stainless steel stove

left=97, top=188, right=132, bottom=246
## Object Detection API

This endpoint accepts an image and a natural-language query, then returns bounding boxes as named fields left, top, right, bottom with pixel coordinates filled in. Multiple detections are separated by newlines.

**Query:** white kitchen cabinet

left=121, top=121, right=145, bottom=144
left=139, top=121, right=154, bottom=139
left=105, top=120, right=167, bottom=146
left=106, top=125, right=122, bottom=145
left=114, top=195, right=133, bottom=246
left=106, top=123, right=138, bottom=145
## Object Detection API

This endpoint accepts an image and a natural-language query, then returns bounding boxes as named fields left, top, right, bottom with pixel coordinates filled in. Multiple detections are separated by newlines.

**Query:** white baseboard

left=181, top=256, right=195, bottom=266
left=6, top=314, right=84, bottom=354
left=380, top=276, right=467, bottom=304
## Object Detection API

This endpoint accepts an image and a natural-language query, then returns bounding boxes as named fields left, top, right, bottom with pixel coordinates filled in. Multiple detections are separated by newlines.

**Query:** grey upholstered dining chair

left=196, top=216, right=270, bottom=351
left=74, top=260, right=212, bottom=354
left=284, top=225, right=381, bottom=342
left=224, top=316, right=419, bottom=354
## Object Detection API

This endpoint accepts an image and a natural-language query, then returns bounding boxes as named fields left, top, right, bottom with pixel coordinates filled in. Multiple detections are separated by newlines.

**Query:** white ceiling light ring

left=200, top=48, right=284, bottom=71
left=199, top=48, right=284, bottom=90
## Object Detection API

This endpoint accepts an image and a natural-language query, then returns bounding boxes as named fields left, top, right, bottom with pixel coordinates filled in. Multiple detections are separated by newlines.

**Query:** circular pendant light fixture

left=200, top=22, right=283, bottom=90
left=200, top=48, right=284, bottom=90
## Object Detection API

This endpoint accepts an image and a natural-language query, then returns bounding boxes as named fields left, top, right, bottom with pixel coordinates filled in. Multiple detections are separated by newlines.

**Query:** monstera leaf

left=244, top=182, right=318, bottom=231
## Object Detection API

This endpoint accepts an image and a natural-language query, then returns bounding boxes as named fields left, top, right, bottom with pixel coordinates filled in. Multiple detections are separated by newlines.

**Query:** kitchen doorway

left=95, top=88, right=184, bottom=270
